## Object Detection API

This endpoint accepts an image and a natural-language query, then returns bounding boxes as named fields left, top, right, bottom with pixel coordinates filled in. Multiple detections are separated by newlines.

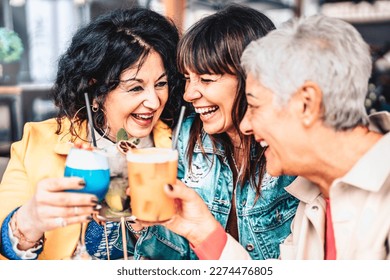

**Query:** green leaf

left=116, top=128, right=128, bottom=141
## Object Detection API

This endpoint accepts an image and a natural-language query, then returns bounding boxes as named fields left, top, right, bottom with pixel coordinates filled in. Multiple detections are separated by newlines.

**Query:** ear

left=296, top=81, right=323, bottom=127
left=92, top=99, right=99, bottom=107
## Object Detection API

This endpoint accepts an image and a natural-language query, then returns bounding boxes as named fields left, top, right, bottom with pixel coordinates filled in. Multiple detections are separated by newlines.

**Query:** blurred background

left=0, top=0, right=390, bottom=168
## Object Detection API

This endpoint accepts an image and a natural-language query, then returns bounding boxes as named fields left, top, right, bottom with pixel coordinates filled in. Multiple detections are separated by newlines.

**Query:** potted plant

left=0, top=27, right=24, bottom=85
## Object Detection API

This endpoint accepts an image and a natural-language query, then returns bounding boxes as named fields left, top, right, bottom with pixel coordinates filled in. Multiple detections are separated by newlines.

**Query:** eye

left=200, top=78, right=214, bottom=83
left=247, top=103, right=258, bottom=111
left=200, top=74, right=221, bottom=84
left=155, top=81, right=168, bottom=88
left=126, top=85, right=144, bottom=93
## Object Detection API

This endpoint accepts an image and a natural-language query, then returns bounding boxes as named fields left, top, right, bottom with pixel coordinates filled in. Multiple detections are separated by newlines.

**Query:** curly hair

left=52, top=7, right=184, bottom=137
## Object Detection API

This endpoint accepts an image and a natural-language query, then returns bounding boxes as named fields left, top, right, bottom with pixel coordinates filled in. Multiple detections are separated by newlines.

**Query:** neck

left=226, top=129, right=241, bottom=149
left=301, top=126, right=382, bottom=197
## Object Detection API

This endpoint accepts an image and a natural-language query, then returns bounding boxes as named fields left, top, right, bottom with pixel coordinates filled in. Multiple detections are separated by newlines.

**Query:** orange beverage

left=127, top=148, right=178, bottom=222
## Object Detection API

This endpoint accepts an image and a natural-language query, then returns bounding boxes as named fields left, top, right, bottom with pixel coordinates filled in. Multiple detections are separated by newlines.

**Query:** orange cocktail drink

left=127, top=148, right=177, bottom=222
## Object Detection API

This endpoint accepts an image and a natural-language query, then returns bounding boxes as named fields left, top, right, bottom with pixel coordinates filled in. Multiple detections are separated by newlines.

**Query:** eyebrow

left=120, top=72, right=167, bottom=83
left=246, top=92, right=257, bottom=99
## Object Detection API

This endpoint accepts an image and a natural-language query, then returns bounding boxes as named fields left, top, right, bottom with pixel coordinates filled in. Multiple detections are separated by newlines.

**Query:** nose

left=240, top=110, right=253, bottom=135
left=183, top=80, right=202, bottom=102
left=142, top=88, right=160, bottom=110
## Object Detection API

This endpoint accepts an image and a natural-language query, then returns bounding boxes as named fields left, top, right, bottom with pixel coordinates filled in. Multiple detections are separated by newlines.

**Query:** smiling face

left=183, top=70, right=239, bottom=139
left=103, top=51, right=168, bottom=141
left=240, top=73, right=303, bottom=176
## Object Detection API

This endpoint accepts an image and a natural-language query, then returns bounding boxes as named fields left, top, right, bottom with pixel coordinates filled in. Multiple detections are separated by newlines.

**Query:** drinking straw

left=120, top=217, right=128, bottom=260
left=84, top=92, right=97, bottom=147
left=172, top=106, right=186, bottom=150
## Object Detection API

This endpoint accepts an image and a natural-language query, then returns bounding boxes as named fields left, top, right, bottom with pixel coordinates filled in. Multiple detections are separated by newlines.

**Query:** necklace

left=231, top=153, right=242, bottom=179
left=231, top=153, right=239, bottom=172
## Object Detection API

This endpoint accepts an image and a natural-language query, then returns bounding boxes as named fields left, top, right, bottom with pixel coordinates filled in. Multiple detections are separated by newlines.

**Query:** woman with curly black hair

left=0, top=7, right=184, bottom=260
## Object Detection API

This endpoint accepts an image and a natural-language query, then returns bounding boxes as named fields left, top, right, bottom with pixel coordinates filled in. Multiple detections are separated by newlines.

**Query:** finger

left=37, top=204, right=100, bottom=219
left=37, top=177, right=86, bottom=193
left=35, top=191, right=99, bottom=208
left=52, top=215, right=93, bottom=229
left=164, top=182, right=200, bottom=202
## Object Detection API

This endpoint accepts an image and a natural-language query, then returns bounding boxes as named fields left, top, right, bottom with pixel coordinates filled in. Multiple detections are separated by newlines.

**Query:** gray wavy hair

left=241, top=14, right=372, bottom=130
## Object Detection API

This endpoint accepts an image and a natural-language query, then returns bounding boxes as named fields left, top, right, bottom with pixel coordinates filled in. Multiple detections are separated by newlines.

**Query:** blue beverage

left=64, top=166, right=110, bottom=201
left=64, top=148, right=110, bottom=201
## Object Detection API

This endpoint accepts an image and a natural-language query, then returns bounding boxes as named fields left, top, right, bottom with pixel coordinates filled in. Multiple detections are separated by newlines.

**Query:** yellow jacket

left=0, top=118, right=172, bottom=260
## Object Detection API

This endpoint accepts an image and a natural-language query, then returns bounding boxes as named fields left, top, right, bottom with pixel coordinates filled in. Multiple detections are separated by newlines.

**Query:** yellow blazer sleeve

left=0, top=119, right=80, bottom=259
left=0, top=123, right=37, bottom=227
left=153, top=120, right=172, bottom=148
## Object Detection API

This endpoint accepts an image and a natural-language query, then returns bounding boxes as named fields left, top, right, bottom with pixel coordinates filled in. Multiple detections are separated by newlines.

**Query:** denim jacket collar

left=194, top=129, right=258, bottom=161
left=194, top=130, right=226, bottom=157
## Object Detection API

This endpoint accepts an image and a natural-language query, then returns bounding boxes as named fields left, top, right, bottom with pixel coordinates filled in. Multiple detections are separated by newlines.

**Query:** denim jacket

left=86, top=115, right=299, bottom=260
left=176, top=115, right=299, bottom=259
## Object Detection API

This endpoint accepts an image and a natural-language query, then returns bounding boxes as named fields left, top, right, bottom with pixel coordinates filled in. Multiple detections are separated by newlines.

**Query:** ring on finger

left=54, top=217, right=67, bottom=228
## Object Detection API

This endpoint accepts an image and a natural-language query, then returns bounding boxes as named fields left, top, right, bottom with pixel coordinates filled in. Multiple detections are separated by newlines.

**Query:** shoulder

left=22, top=118, right=58, bottom=133
left=16, top=118, right=59, bottom=147
left=153, top=120, right=173, bottom=148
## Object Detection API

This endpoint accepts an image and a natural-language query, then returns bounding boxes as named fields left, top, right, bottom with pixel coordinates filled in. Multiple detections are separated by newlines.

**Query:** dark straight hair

left=177, top=4, right=275, bottom=198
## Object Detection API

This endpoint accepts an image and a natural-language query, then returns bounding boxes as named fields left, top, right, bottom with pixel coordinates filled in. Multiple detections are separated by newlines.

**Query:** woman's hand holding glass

left=14, top=177, right=99, bottom=250
left=137, top=179, right=220, bottom=247
left=63, top=146, right=110, bottom=259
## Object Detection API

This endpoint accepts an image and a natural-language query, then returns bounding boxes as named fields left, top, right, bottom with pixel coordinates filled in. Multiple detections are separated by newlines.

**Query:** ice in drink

left=105, top=176, right=129, bottom=212
left=104, top=148, right=130, bottom=213
left=127, top=148, right=177, bottom=222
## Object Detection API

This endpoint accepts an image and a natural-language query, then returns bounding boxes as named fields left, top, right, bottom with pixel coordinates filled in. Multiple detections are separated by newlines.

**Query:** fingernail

left=78, top=180, right=86, bottom=186
left=167, top=184, right=173, bottom=191
left=93, top=204, right=102, bottom=211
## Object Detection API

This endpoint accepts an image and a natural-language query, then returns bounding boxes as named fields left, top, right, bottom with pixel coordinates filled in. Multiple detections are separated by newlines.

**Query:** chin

left=203, top=125, right=224, bottom=136
left=127, top=127, right=154, bottom=139
left=265, top=164, right=283, bottom=177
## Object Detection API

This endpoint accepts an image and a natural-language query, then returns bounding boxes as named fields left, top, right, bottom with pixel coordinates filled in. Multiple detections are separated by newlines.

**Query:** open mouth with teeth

left=195, top=106, right=219, bottom=116
left=132, top=113, right=154, bottom=120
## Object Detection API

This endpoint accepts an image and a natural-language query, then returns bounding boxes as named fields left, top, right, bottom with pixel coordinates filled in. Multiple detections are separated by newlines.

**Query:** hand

left=159, top=180, right=220, bottom=246
left=15, top=177, right=99, bottom=247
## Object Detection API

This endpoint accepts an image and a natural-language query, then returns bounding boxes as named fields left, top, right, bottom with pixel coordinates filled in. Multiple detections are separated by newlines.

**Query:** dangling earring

left=70, top=105, right=109, bottom=142
left=92, top=101, right=99, bottom=113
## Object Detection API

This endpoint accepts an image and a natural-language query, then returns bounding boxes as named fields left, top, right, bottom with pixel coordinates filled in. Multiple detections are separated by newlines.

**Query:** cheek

left=220, top=96, right=236, bottom=118
left=250, top=114, right=271, bottom=140
left=158, top=91, right=169, bottom=110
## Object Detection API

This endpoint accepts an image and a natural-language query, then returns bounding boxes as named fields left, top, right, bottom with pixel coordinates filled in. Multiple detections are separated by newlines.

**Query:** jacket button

left=246, top=244, right=255, bottom=252
left=312, top=205, right=319, bottom=211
